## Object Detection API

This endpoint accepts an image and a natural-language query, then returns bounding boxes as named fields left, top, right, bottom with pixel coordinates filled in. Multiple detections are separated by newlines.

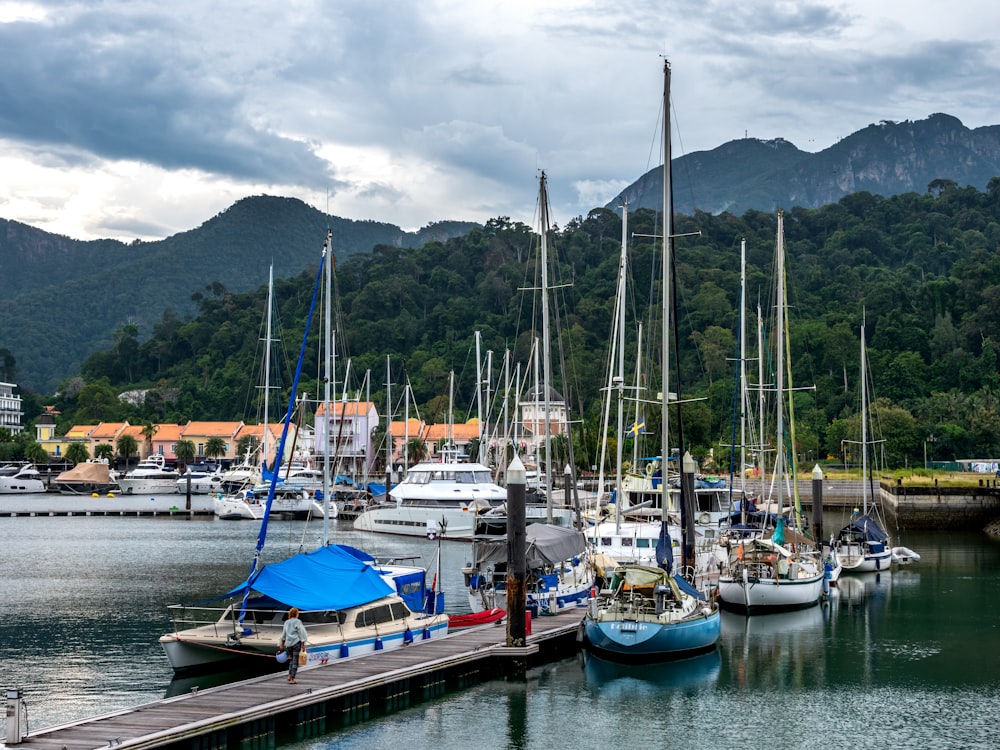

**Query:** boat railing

left=165, top=604, right=287, bottom=638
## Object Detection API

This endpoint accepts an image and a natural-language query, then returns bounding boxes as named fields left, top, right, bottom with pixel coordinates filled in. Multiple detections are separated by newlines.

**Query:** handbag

left=298, top=648, right=308, bottom=666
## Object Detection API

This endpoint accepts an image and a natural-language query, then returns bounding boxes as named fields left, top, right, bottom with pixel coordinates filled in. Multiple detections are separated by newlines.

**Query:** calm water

left=2, top=496, right=1000, bottom=749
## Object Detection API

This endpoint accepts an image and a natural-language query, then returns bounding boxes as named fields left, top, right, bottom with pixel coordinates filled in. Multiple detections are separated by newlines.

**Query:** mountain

left=610, top=113, right=1000, bottom=216
left=0, top=196, right=477, bottom=393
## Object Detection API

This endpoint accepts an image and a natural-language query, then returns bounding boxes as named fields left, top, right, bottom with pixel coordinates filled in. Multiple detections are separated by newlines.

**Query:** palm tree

left=65, top=442, right=89, bottom=466
left=205, top=437, right=226, bottom=465
left=94, top=444, right=114, bottom=463
left=116, top=434, right=138, bottom=472
left=140, top=423, right=158, bottom=459
left=406, top=437, right=427, bottom=465
left=25, top=442, right=49, bottom=466
left=174, top=439, right=196, bottom=470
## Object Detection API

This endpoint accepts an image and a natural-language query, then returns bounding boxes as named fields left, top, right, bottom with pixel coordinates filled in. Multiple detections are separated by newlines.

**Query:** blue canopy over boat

left=839, top=513, right=888, bottom=543
left=220, top=545, right=393, bottom=611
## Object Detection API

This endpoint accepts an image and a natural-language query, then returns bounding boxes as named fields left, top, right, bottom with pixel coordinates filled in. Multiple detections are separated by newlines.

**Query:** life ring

left=646, top=463, right=655, bottom=477
left=698, top=512, right=711, bottom=525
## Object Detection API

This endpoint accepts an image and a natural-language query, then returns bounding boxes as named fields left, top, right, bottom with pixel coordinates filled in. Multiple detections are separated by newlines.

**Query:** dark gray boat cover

left=474, top=524, right=587, bottom=568
left=839, top=513, right=888, bottom=543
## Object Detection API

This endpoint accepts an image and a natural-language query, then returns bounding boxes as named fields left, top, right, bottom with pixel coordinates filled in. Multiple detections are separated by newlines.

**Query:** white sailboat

left=833, top=316, right=904, bottom=572
left=716, top=210, right=825, bottom=614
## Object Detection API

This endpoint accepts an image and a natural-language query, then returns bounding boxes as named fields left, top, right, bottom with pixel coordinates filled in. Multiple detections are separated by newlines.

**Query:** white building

left=0, top=382, right=23, bottom=434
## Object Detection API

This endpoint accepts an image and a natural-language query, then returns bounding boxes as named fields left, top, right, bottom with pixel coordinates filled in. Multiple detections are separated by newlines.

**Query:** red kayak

left=449, top=608, right=506, bottom=628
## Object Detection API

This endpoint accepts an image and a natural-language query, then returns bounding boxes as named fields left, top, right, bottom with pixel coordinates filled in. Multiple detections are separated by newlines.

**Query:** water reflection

left=581, top=648, right=721, bottom=693
left=720, top=605, right=828, bottom=689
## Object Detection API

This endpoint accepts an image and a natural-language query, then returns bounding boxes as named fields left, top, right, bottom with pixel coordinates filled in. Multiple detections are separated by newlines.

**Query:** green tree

left=65, top=442, right=90, bottom=465
left=205, top=437, right=226, bottom=462
left=94, top=444, right=114, bottom=462
left=116, top=434, right=138, bottom=470
left=25, top=442, right=49, bottom=465
left=140, top=423, right=158, bottom=457
left=174, top=439, right=196, bottom=468
left=405, top=437, right=427, bottom=465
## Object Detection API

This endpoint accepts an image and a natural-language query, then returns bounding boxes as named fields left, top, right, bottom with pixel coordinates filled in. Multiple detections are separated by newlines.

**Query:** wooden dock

left=14, top=609, right=584, bottom=750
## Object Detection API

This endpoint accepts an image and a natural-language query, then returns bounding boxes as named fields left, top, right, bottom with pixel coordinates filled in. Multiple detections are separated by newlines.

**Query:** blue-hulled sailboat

left=581, top=60, right=720, bottom=662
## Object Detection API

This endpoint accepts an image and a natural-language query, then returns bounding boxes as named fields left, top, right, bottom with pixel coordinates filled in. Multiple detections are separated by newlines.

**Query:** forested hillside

left=0, top=196, right=477, bottom=393
left=23, top=179, right=1000, bottom=472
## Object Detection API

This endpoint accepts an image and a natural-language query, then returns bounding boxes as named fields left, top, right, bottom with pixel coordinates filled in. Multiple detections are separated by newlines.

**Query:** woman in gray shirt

left=280, top=607, right=309, bottom=683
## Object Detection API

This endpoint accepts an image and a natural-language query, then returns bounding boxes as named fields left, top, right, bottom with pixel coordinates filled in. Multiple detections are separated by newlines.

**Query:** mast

left=775, top=210, right=787, bottom=518
left=861, top=314, right=869, bottom=515
left=476, top=331, right=484, bottom=453
left=660, top=59, right=678, bottom=572
left=739, top=238, right=747, bottom=502
left=385, top=355, right=392, bottom=491
left=322, top=231, right=334, bottom=545
left=539, top=173, right=554, bottom=520
left=262, top=264, right=274, bottom=473
left=614, top=202, right=628, bottom=533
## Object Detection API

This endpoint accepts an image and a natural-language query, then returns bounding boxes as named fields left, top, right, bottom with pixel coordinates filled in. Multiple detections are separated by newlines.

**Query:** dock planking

left=16, top=608, right=585, bottom=750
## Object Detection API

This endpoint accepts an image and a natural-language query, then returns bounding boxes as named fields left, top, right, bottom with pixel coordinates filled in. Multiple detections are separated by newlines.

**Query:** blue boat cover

left=840, top=514, right=888, bottom=543
left=220, top=545, right=393, bottom=611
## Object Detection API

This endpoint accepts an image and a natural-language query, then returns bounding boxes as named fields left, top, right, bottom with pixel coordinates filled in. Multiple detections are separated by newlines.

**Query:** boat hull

left=717, top=574, right=824, bottom=614
left=836, top=542, right=893, bottom=573
left=354, top=505, right=478, bottom=538
left=159, top=617, right=449, bottom=672
left=583, top=609, right=721, bottom=662
left=118, top=477, right=180, bottom=495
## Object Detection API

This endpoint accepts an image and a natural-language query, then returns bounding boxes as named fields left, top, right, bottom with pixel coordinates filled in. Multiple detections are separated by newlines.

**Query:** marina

left=2, top=498, right=1000, bottom=749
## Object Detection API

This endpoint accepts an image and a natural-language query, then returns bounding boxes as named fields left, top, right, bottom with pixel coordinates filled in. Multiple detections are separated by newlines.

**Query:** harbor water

left=2, top=494, right=1000, bottom=749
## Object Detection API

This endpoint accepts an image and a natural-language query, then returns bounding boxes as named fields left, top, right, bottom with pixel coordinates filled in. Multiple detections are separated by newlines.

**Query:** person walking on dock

left=280, top=607, right=308, bottom=683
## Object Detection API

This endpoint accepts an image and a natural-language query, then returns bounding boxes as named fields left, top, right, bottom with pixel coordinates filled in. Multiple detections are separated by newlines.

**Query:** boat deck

left=17, top=608, right=584, bottom=750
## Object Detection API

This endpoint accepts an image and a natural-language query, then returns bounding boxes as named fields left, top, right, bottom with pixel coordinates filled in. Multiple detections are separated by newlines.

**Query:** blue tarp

left=221, top=545, right=393, bottom=611
left=840, top=514, right=889, bottom=543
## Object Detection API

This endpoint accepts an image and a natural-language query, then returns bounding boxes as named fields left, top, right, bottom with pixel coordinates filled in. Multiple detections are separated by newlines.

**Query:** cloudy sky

left=2, top=0, right=999, bottom=242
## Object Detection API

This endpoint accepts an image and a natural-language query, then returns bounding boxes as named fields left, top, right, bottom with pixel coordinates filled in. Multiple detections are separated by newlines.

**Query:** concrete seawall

left=741, top=478, right=1000, bottom=530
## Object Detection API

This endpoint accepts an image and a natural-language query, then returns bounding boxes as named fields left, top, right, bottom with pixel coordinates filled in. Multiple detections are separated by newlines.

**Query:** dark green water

left=2, top=508, right=998, bottom=748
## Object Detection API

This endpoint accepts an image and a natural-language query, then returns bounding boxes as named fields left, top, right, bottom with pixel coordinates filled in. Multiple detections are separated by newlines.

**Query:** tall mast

left=539, top=172, right=554, bottom=521
left=614, top=202, right=628, bottom=534
left=262, top=264, right=274, bottom=472
left=775, top=210, right=787, bottom=516
left=322, top=230, right=333, bottom=546
left=861, top=314, right=869, bottom=514
left=660, top=59, right=672, bottom=538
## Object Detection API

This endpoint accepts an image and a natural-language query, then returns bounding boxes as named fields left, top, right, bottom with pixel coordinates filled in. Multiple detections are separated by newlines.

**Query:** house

left=0, top=381, right=24, bottom=434
left=519, top=384, right=568, bottom=458
left=87, top=422, right=131, bottom=459
left=314, top=401, right=379, bottom=476
left=424, top=420, right=481, bottom=461
left=234, top=423, right=285, bottom=467
left=180, top=421, right=243, bottom=461
left=388, top=418, right=427, bottom=466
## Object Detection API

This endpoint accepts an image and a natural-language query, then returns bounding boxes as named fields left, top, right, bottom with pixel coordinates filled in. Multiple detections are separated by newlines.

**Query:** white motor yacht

left=117, top=455, right=180, bottom=496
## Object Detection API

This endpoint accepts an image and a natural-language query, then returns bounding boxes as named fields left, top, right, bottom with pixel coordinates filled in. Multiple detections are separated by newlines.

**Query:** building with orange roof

left=37, top=422, right=93, bottom=460
left=233, top=423, right=286, bottom=467
left=314, top=401, right=379, bottom=476
left=149, top=423, right=186, bottom=462
left=387, top=419, right=427, bottom=465
left=181, top=421, right=244, bottom=461
left=87, top=422, right=131, bottom=457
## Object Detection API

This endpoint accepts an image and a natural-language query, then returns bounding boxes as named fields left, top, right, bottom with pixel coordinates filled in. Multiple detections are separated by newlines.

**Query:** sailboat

left=832, top=317, right=904, bottom=573
left=160, top=237, right=448, bottom=672
left=582, top=61, right=721, bottom=661
left=716, top=210, right=826, bottom=614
